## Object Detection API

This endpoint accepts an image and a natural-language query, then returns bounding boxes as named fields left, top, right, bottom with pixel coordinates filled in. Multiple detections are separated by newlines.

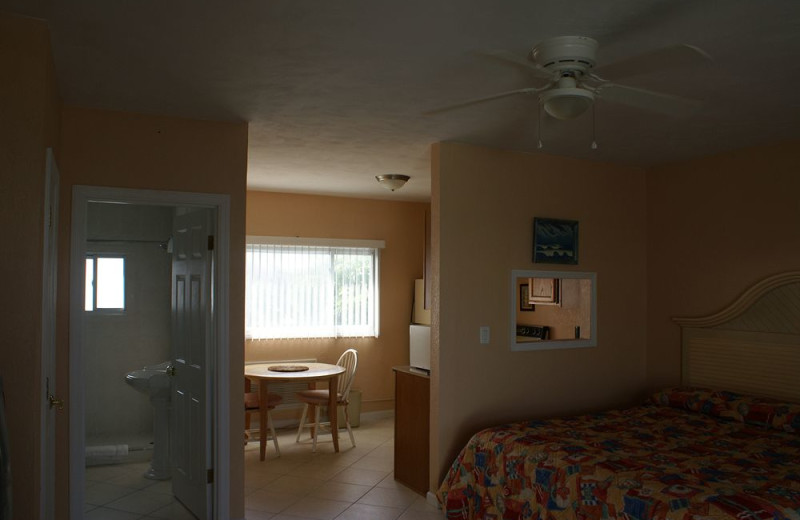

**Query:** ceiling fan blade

left=424, top=87, right=543, bottom=115
left=593, top=44, right=711, bottom=80
left=474, top=50, right=554, bottom=80
left=598, top=83, right=702, bottom=117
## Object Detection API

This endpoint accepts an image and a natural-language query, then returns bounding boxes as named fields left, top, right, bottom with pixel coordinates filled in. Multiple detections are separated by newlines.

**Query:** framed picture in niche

left=533, top=217, right=578, bottom=265
left=519, top=284, right=535, bottom=311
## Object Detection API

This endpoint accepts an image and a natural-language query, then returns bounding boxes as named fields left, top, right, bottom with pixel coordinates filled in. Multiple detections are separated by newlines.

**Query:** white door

left=170, top=208, right=214, bottom=519
left=40, top=149, right=59, bottom=520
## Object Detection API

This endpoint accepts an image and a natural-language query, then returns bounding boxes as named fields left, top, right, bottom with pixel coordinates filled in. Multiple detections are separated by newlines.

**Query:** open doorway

left=69, top=186, right=232, bottom=520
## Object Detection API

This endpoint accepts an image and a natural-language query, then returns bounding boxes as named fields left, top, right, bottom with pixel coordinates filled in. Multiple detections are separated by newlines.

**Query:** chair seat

left=295, top=389, right=345, bottom=405
left=295, top=348, right=358, bottom=453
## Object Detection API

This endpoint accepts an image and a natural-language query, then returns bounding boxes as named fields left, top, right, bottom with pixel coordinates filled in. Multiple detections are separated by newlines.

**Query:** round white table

left=244, top=362, right=346, bottom=461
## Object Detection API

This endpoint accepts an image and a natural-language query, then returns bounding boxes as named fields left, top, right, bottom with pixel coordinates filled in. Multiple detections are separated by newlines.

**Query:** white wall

left=83, top=202, right=173, bottom=444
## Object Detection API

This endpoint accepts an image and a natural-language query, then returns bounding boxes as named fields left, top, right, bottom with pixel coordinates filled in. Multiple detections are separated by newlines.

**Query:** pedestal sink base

left=144, top=396, right=171, bottom=480
left=125, top=362, right=173, bottom=481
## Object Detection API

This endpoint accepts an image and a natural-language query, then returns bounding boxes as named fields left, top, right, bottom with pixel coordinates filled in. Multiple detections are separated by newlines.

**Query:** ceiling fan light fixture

left=376, top=174, right=410, bottom=191
left=540, top=88, right=595, bottom=120
left=531, top=35, right=598, bottom=74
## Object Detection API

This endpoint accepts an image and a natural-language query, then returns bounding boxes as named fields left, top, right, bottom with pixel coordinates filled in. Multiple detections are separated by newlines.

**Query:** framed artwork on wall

left=533, top=217, right=579, bottom=265
left=519, top=283, right=535, bottom=311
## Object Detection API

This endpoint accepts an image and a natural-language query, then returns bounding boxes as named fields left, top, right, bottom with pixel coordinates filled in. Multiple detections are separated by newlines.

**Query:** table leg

left=329, top=374, right=339, bottom=452
left=259, top=380, right=268, bottom=462
left=307, top=382, right=316, bottom=439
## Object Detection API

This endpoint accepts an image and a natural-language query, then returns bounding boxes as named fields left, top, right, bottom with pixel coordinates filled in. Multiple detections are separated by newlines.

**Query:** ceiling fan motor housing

left=531, top=36, right=598, bottom=75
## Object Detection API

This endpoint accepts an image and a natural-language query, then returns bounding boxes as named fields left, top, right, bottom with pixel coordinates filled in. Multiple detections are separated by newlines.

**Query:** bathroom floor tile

left=105, top=489, right=175, bottom=515
left=106, top=470, right=160, bottom=490
left=148, top=500, right=200, bottom=519
left=84, top=482, right=137, bottom=506
left=84, top=506, right=142, bottom=520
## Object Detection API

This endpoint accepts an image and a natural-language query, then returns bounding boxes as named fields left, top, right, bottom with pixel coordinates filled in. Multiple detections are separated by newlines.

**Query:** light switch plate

left=479, top=326, right=490, bottom=344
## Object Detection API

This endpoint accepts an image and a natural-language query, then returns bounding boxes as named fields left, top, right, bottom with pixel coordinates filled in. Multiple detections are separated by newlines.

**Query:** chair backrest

left=335, top=348, right=358, bottom=403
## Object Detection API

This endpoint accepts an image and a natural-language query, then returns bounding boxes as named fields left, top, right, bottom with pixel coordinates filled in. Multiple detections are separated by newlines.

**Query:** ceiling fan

left=426, top=35, right=711, bottom=121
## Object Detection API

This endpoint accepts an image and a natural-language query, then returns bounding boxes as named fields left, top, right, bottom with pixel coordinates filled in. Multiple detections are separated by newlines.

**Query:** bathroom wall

left=84, top=202, right=173, bottom=445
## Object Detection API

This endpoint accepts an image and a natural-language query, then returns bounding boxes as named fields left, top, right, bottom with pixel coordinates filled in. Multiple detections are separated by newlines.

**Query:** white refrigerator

left=409, top=324, right=431, bottom=372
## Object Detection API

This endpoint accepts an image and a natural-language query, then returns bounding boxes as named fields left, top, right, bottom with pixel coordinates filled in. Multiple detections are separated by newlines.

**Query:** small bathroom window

left=85, top=255, right=126, bottom=312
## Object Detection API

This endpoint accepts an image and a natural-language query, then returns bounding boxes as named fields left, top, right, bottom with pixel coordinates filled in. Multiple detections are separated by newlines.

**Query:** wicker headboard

left=673, top=272, right=800, bottom=402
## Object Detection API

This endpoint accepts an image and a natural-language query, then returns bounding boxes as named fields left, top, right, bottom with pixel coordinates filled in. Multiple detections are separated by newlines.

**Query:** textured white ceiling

left=4, top=0, right=800, bottom=201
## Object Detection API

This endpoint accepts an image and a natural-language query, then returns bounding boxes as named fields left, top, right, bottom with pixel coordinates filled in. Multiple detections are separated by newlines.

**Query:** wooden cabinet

left=393, top=366, right=430, bottom=495
left=529, top=277, right=560, bottom=305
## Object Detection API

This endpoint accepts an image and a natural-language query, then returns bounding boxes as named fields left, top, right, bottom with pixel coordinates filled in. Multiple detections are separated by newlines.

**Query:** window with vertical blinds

left=245, top=237, right=383, bottom=339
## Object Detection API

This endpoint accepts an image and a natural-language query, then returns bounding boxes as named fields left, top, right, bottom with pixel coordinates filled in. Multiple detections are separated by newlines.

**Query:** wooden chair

left=295, top=348, right=358, bottom=452
left=245, top=377, right=282, bottom=456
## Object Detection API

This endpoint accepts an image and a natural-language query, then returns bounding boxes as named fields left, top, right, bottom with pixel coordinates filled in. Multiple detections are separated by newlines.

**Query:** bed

left=438, top=272, right=800, bottom=520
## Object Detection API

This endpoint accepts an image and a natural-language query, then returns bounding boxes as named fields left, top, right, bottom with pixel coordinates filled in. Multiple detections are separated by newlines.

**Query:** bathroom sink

left=125, top=361, right=173, bottom=479
left=125, top=361, right=172, bottom=400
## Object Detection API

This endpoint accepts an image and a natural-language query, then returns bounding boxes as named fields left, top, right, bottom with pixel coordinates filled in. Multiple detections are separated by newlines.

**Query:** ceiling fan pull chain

left=537, top=100, right=544, bottom=149
left=591, top=103, right=598, bottom=150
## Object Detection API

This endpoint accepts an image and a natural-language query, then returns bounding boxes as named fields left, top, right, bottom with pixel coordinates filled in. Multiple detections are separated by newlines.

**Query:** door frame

left=40, top=148, right=59, bottom=520
left=69, top=185, right=231, bottom=519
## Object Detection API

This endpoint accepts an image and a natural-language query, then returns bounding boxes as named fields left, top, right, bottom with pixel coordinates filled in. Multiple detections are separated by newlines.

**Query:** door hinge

left=207, top=468, right=214, bottom=484
left=207, top=235, right=215, bottom=251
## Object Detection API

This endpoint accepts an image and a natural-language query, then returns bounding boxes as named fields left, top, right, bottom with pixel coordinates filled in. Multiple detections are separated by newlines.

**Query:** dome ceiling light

left=376, top=174, right=410, bottom=191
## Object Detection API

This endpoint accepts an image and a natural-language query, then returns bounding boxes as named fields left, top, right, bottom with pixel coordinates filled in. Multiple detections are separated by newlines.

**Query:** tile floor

left=85, top=460, right=196, bottom=519
left=84, top=410, right=444, bottom=520
left=244, top=410, right=442, bottom=520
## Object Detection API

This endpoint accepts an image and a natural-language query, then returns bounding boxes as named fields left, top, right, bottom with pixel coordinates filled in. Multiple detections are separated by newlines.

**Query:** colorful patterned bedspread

left=438, top=392, right=800, bottom=520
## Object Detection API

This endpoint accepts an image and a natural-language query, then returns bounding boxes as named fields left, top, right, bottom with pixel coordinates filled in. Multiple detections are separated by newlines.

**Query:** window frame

left=245, top=236, right=385, bottom=340
left=85, top=253, right=127, bottom=314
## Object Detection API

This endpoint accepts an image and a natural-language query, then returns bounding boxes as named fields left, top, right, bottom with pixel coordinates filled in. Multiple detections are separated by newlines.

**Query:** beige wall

left=0, top=13, right=61, bottom=520
left=431, top=142, right=649, bottom=490
left=58, top=107, right=248, bottom=518
left=7, top=12, right=798, bottom=514
left=246, top=191, right=429, bottom=411
left=646, top=141, right=800, bottom=389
